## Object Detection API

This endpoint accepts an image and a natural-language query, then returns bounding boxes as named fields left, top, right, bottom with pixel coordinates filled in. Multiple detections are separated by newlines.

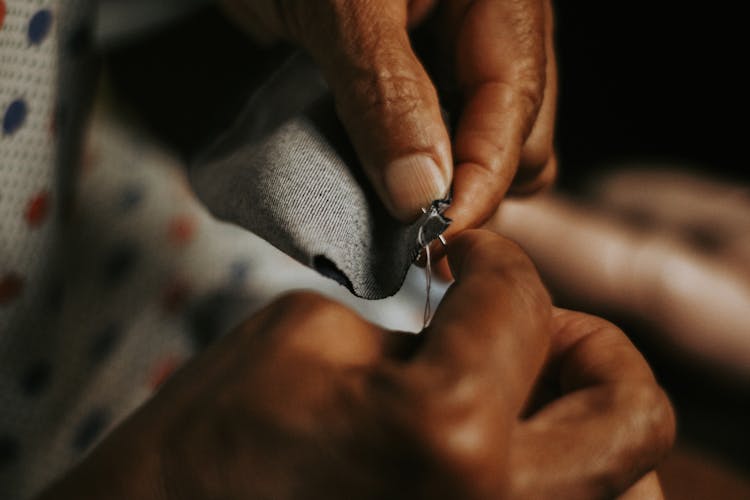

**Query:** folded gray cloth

left=190, top=52, right=450, bottom=299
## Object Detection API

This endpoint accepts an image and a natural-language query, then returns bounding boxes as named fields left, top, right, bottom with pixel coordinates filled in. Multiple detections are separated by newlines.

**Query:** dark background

left=554, top=2, right=747, bottom=189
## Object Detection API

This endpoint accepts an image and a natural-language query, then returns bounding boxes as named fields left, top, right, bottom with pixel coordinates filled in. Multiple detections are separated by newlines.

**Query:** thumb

left=295, top=2, right=452, bottom=221
left=415, top=230, right=552, bottom=413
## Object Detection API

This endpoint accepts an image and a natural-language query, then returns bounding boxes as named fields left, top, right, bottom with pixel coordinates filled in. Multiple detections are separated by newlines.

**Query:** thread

left=417, top=225, right=433, bottom=329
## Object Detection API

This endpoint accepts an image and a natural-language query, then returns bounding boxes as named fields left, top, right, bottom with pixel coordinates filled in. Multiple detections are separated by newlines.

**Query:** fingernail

left=384, top=154, right=448, bottom=221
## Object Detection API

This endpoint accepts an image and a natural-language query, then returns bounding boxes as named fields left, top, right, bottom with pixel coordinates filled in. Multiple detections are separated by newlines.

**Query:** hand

left=38, top=231, right=673, bottom=499
left=489, top=170, right=750, bottom=380
left=220, top=0, right=557, bottom=226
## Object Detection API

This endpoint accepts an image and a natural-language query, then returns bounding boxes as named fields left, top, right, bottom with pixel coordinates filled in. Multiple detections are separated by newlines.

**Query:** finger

left=293, top=2, right=451, bottom=222
left=413, top=230, right=552, bottom=414
left=510, top=309, right=675, bottom=499
left=433, top=155, right=554, bottom=292
left=489, top=195, right=750, bottom=379
left=509, top=153, right=557, bottom=196
left=445, top=0, right=547, bottom=234
left=594, top=168, right=750, bottom=241
left=547, top=308, right=657, bottom=389
left=511, top=0, right=558, bottom=195
left=619, top=472, right=665, bottom=500
left=265, top=292, right=383, bottom=368
left=377, top=231, right=550, bottom=498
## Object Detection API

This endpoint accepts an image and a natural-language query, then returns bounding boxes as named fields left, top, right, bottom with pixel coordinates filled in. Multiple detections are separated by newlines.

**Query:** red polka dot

left=162, top=278, right=191, bottom=313
left=0, top=1, right=6, bottom=30
left=149, top=356, right=181, bottom=390
left=167, top=214, right=197, bottom=245
left=25, top=190, right=51, bottom=227
left=0, top=273, right=24, bottom=305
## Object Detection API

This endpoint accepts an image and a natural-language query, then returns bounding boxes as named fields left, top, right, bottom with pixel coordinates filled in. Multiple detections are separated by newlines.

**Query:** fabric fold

left=190, top=53, right=450, bottom=299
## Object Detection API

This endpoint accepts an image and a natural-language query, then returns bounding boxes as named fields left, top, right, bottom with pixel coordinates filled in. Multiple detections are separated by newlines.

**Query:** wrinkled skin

left=221, top=0, right=557, bottom=230
left=39, top=231, right=674, bottom=499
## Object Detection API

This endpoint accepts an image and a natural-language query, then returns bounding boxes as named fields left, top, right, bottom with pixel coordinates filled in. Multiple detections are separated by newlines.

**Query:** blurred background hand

left=489, top=168, right=750, bottom=382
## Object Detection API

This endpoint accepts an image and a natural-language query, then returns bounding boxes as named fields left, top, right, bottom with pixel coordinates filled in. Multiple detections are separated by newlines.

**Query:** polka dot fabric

left=0, top=2, right=438, bottom=498
left=0, top=0, right=58, bottom=325
left=1, top=2, right=57, bottom=497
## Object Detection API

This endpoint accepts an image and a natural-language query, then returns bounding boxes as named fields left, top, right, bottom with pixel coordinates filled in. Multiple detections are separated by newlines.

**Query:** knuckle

left=392, top=369, right=504, bottom=491
left=555, top=311, right=622, bottom=342
left=340, top=66, right=431, bottom=127
left=454, top=131, right=510, bottom=179
left=269, top=292, right=376, bottom=361
left=427, top=415, right=486, bottom=465
left=413, top=405, right=500, bottom=492
left=513, top=74, right=546, bottom=119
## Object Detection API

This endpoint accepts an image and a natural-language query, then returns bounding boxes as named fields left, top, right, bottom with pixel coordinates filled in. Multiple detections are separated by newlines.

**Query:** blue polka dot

left=3, top=99, right=27, bottom=136
left=28, top=9, right=53, bottom=45
left=228, top=261, right=249, bottom=287
left=118, top=184, right=145, bottom=212
left=72, top=408, right=109, bottom=452
left=20, top=360, right=52, bottom=397
left=89, top=323, right=121, bottom=363
left=0, top=435, right=19, bottom=468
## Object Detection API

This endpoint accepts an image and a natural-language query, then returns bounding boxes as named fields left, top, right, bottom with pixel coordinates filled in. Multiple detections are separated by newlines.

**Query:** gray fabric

left=190, top=53, right=450, bottom=299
